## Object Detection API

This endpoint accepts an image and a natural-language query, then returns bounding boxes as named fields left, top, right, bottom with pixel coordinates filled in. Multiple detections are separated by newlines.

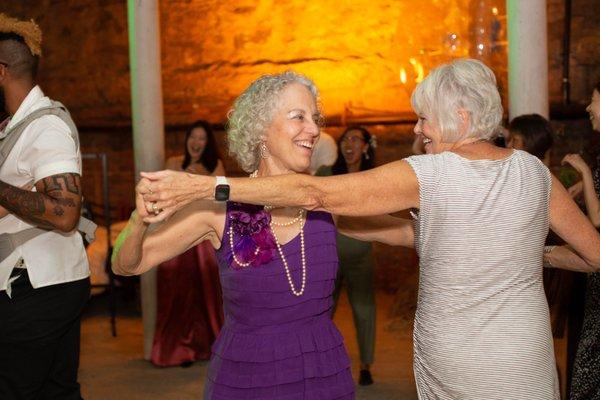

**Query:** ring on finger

left=151, top=202, right=159, bottom=215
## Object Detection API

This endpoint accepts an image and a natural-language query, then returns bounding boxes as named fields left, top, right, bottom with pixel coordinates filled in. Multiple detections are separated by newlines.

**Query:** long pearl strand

left=270, top=212, right=307, bottom=296
left=229, top=223, right=260, bottom=268
left=250, top=170, right=307, bottom=296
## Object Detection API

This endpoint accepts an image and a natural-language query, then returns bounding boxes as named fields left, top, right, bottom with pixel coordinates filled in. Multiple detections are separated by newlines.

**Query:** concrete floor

left=79, top=290, right=418, bottom=400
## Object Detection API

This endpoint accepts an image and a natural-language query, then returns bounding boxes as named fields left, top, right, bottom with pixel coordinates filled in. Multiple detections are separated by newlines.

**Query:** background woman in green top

left=319, top=126, right=377, bottom=386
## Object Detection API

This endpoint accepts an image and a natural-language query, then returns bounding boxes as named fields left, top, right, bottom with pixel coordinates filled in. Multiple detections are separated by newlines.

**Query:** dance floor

left=79, top=290, right=417, bottom=400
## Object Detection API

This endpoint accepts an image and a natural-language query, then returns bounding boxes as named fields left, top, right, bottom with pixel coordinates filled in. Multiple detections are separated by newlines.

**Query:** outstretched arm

left=0, top=173, right=82, bottom=232
left=140, top=160, right=420, bottom=222
left=112, top=178, right=224, bottom=276
left=336, top=214, right=415, bottom=248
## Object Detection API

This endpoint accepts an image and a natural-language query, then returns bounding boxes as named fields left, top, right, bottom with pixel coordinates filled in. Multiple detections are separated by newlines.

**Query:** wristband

left=214, top=176, right=230, bottom=201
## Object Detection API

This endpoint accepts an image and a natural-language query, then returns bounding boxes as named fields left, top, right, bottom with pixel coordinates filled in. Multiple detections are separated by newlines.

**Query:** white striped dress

left=405, top=150, right=559, bottom=400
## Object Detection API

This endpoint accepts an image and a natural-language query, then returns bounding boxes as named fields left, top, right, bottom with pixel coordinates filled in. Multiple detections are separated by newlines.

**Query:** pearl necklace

left=246, top=170, right=308, bottom=296
left=250, top=170, right=304, bottom=227
left=228, top=222, right=260, bottom=268
left=270, top=212, right=307, bottom=296
left=269, top=208, right=305, bottom=227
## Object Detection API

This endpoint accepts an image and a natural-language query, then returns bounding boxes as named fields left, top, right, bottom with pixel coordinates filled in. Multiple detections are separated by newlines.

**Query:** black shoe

left=180, top=361, right=194, bottom=368
left=359, top=369, right=373, bottom=386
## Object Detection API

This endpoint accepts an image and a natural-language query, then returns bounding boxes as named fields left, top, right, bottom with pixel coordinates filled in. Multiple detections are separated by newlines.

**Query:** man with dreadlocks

left=0, top=14, right=90, bottom=400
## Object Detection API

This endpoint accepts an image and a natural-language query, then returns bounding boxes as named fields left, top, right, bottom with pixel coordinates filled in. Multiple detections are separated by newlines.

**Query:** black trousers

left=0, top=269, right=90, bottom=400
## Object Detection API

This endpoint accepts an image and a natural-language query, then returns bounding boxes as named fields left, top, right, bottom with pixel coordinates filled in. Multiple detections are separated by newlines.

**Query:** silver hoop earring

left=260, top=143, right=270, bottom=159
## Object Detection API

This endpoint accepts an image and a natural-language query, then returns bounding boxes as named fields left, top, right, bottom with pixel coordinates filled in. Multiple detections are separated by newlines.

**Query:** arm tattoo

left=49, top=194, right=76, bottom=217
left=42, top=173, right=81, bottom=196
left=0, top=173, right=82, bottom=230
left=0, top=181, right=48, bottom=226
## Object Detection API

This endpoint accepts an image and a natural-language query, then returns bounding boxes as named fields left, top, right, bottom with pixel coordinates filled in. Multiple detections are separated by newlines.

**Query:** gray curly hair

left=227, top=71, right=320, bottom=173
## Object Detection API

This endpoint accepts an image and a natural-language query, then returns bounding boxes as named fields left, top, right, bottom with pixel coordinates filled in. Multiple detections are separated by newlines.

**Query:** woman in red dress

left=151, top=120, right=225, bottom=367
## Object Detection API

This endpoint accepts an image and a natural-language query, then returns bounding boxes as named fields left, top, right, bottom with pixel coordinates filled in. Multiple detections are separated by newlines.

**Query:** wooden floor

left=79, top=290, right=418, bottom=400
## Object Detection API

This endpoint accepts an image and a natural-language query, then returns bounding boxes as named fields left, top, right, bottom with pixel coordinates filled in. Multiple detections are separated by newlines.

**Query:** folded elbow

left=112, top=268, right=133, bottom=277
left=111, top=263, right=137, bottom=277
left=111, top=266, right=124, bottom=276
left=55, top=218, right=79, bottom=233
left=52, top=201, right=83, bottom=233
left=111, top=251, right=135, bottom=276
left=111, top=253, right=148, bottom=276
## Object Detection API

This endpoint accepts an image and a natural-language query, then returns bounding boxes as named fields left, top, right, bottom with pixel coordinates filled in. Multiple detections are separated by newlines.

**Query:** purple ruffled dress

left=204, top=202, right=355, bottom=399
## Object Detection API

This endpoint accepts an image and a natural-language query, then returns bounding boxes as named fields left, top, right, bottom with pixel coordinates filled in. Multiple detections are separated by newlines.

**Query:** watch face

left=215, top=184, right=230, bottom=201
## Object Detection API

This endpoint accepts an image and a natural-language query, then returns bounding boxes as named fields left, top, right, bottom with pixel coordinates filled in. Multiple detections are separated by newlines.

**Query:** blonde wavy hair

left=226, top=71, right=320, bottom=173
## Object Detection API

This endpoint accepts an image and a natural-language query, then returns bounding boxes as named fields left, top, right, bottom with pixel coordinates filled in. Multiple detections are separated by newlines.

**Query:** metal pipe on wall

left=127, top=0, right=165, bottom=360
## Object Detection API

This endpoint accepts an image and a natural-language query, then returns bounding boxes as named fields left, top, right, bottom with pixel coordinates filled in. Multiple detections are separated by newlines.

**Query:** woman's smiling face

left=340, top=129, right=368, bottom=165
left=186, top=127, right=208, bottom=160
left=414, top=115, right=444, bottom=154
left=587, top=89, right=600, bottom=132
left=262, top=83, right=322, bottom=173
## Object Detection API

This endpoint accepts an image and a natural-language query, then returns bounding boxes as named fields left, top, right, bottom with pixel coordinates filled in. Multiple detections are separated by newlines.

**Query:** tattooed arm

left=0, top=173, right=82, bottom=232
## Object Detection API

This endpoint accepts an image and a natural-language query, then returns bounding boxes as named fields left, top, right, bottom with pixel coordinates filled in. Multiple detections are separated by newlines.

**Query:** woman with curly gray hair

left=142, top=59, right=600, bottom=399
left=112, top=71, right=407, bottom=399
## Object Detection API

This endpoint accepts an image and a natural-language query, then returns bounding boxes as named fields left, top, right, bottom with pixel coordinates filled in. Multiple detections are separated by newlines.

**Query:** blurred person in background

left=556, top=81, right=600, bottom=400
left=507, top=113, right=573, bottom=394
left=151, top=120, right=225, bottom=367
left=508, top=114, right=553, bottom=166
left=319, top=126, right=378, bottom=386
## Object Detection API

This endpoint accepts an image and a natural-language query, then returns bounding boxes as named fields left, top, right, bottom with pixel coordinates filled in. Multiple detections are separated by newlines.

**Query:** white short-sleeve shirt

left=0, top=86, right=89, bottom=290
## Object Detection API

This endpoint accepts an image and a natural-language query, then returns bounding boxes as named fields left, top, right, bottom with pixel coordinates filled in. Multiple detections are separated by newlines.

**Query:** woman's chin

left=294, top=159, right=311, bottom=173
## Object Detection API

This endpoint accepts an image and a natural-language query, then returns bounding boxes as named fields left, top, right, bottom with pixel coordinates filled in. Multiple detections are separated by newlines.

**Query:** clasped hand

left=135, top=170, right=213, bottom=223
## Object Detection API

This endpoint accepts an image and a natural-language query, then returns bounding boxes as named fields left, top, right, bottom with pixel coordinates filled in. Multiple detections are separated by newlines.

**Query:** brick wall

left=2, top=0, right=599, bottom=290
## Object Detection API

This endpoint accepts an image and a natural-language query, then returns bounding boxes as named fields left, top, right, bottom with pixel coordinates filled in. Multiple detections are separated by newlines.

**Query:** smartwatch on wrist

left=214, top=176, right=230, bottom=201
